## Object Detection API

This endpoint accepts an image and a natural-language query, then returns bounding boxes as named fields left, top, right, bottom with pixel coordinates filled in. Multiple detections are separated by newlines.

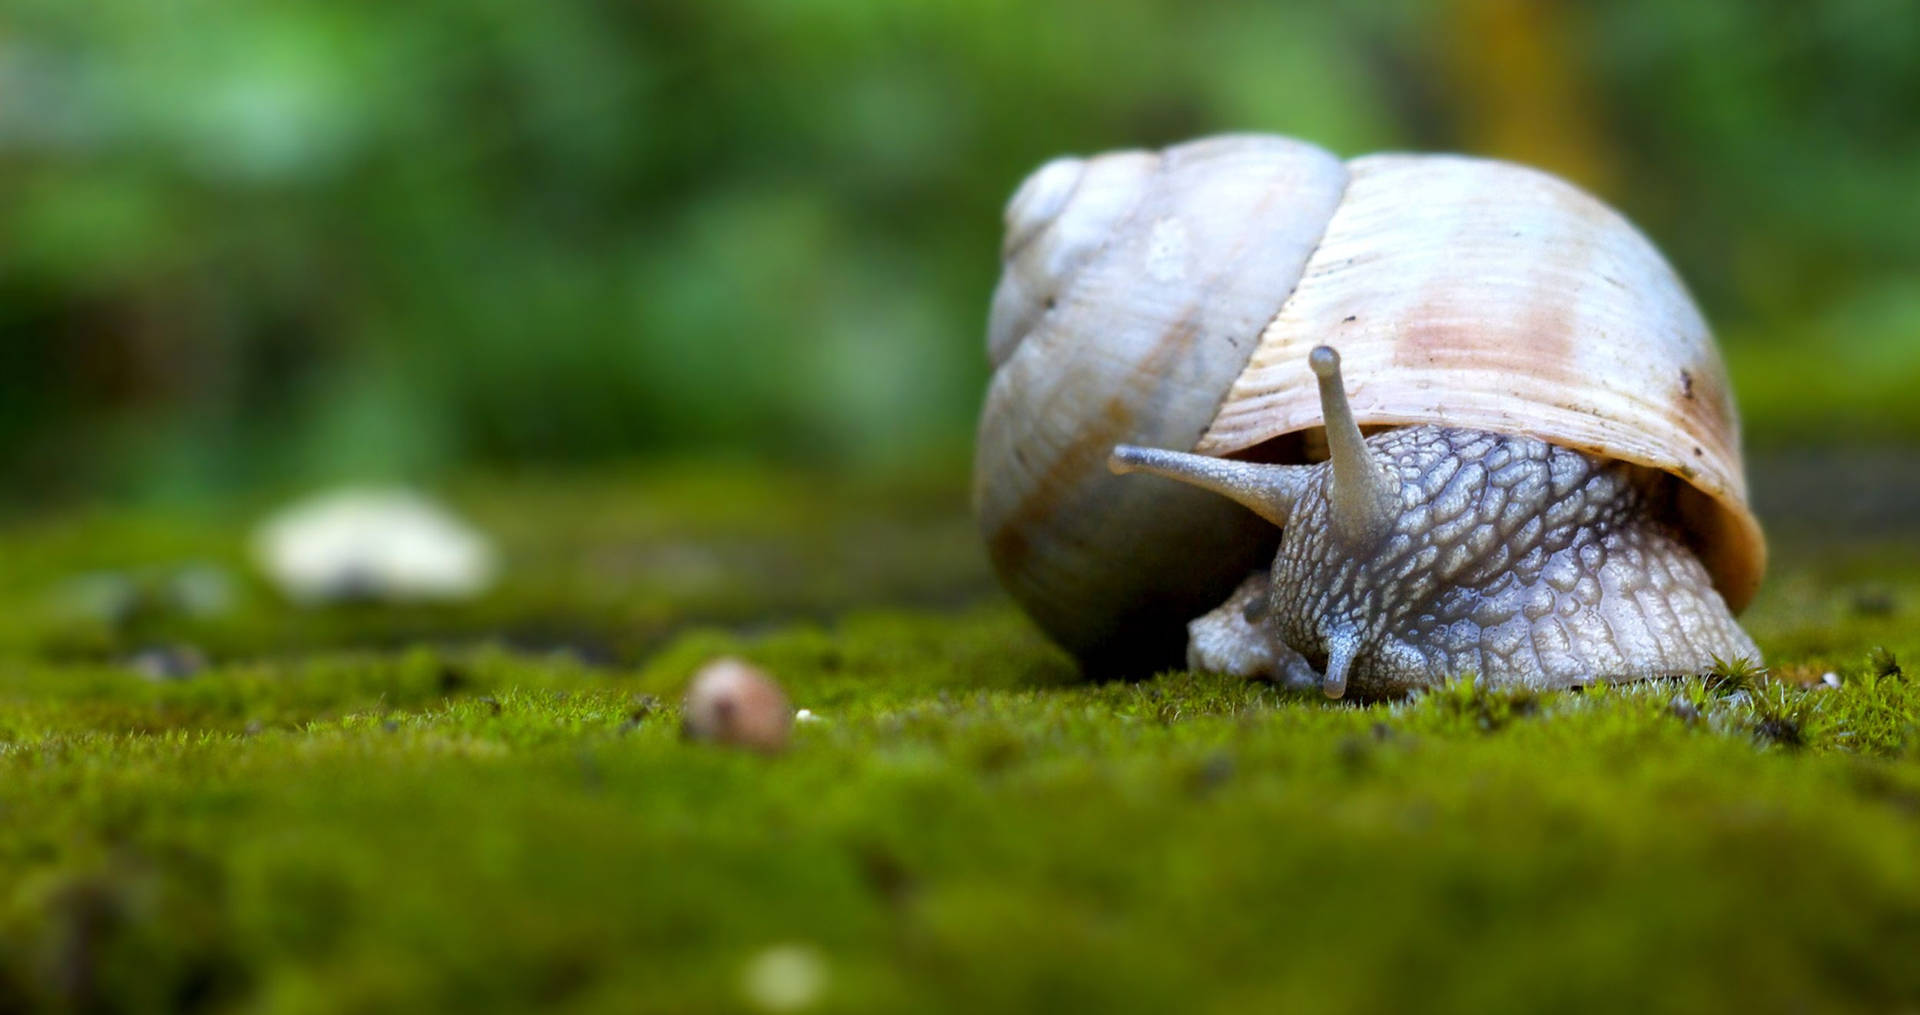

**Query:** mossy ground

left=1, top=464, right=1917, bottom=1013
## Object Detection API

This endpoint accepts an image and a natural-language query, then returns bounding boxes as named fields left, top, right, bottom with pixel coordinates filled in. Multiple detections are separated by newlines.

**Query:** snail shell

left=974, top=134, right=1762, bottom=672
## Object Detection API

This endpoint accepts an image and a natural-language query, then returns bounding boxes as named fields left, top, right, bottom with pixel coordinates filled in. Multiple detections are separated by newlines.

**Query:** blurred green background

left=3, top=0, right=1917, bottom=507
left=4, top=8, right=1920, bottom=1010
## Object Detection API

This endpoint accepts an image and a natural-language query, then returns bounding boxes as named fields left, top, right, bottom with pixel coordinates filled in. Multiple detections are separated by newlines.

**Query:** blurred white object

left=740, top=943, right=827, bottom=1012
left=253, top=488, right=496, bottom=604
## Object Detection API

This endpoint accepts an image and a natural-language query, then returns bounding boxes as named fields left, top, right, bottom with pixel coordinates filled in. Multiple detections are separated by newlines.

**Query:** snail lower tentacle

left=1186, top=572, right=1321, bottom=691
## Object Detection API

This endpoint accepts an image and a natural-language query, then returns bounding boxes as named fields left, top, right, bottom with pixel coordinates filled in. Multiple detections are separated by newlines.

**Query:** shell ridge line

left=1032, top=150, right=1201, bottom=433
left=1173, top=162, right=1351, bottom=428
left=995, top=150, right=1172, bottom=463
left=1198, top=158, right=1424, bottom=447
left=1133, top=151, right=1354, bottom=445
left=1039, top=153, right=1169, bottom=326
left=1195, top=159, right=1358, bottom=443
left=982, top=143, right=1345, bottom=583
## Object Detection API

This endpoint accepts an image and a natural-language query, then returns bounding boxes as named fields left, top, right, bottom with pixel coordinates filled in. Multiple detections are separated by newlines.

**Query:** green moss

left=0, top=465, right=1917, bottom=1012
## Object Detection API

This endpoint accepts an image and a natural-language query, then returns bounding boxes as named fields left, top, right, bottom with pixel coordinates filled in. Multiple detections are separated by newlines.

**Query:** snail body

left=1112, top=349, right=1758, bottom=698
left=975, top=134, right=1764, bottom=695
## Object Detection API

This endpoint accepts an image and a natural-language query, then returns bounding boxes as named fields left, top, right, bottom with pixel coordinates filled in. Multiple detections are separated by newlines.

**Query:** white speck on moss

left=253, top=488, right=495, bottom=605
left=741, top=943, right=827, bottom=1012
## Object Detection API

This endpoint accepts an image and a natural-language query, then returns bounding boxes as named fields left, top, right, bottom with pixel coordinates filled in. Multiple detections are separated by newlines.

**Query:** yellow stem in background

left=1442, top=0, right=1616, bottom=197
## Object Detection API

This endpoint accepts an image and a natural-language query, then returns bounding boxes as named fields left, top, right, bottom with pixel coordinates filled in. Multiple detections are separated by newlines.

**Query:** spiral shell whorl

left=986, top=153, right=1152, bottom=368
left=973, top=135, right=1348, bottom=670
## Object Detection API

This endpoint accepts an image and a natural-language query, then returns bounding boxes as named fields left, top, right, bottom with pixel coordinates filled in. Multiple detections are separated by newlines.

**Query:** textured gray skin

left=1188, top=426, right=1760, bottom=698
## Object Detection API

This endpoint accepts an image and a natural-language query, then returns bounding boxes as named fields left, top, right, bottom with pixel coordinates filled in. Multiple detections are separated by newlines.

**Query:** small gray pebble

left=129, top=645, right=208, bottom=682
left=168, top=565, right=236, bottom=617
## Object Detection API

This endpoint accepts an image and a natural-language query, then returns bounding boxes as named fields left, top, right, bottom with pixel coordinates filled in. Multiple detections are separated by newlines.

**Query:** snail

left=973, top=133, right=1764, bottom=697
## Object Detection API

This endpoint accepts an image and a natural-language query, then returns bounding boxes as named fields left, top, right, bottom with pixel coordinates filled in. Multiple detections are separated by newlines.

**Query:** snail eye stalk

left=1309, top=346, right=1396, bottom=545
left=1108, top=444, right=1310, bottom=529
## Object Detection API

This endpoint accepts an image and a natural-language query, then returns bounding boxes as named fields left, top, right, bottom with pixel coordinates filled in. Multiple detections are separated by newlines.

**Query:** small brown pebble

left=682, top=658, right=792, bottom=753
